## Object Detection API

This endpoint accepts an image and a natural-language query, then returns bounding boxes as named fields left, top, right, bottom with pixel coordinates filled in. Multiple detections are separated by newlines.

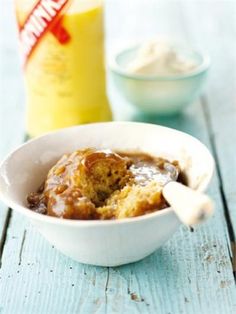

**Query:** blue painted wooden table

left=1, top=0, right=236, bottom=313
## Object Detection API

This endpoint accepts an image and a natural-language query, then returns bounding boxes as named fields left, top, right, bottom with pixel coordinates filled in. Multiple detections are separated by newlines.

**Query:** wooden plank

left=179, top=0, right=236, bottom=257
left=0, top=0, right=25, bottom=250
left=0, top=214, right=110, bottom=314
left=0, top=1, right=236, bottom=313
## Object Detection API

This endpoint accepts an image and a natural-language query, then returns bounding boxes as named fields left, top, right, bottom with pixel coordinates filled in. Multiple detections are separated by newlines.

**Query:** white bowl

left=110, top=44, right=210, bottom=115
left=0, top=122, right=214, bottom=266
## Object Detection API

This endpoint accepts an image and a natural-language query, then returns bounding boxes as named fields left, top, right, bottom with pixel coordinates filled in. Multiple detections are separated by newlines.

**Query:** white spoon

left=132, top=160, right=214, bottom=226
left=163, top=181, right=214, bottom=226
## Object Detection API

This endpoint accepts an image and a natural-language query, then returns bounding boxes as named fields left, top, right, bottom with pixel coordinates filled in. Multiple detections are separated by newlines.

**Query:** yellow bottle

left=15, top=0, right=112, bottom=137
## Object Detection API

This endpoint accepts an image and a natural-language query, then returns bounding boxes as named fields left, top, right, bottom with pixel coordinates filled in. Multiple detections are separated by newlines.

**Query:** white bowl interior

left=0, top=122, right=214, bottom=211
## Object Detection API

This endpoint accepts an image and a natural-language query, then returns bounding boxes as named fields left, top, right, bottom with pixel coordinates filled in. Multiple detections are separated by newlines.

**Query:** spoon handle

left=162, top=181, right=214, bottom=226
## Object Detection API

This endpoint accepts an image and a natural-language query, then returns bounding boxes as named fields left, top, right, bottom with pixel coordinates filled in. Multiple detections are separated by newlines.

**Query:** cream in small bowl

left=110, top=40, right=210, bottom=115
left=0, top=122, right=214, bottom=266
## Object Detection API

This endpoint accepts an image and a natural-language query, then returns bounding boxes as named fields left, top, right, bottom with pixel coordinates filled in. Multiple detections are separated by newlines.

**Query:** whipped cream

left=126, top=40, right=198, bottom=76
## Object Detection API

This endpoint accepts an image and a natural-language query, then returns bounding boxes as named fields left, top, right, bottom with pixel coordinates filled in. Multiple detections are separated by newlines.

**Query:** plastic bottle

left=15, top=0, right=112, bottom=137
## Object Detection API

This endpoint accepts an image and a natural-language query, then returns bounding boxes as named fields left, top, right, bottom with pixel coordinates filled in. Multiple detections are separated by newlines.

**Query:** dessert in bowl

left=27, top=148, right=183, bottom=220
left=0, top=122, right=214, bottom=266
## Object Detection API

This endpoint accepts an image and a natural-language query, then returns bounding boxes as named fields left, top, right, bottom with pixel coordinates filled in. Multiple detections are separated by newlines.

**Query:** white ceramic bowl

left=0, top=122, right=214, bottom=266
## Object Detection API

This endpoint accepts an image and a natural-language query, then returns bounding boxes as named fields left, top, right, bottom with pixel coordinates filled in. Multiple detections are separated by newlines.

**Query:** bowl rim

left=109, top=43, right=211, bottom=81
left=0, top=121, right=215, bottom=227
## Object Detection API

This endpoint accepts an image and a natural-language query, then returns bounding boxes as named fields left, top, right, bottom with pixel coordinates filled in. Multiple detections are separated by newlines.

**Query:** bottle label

left=18, top=0, right=71, bottom=66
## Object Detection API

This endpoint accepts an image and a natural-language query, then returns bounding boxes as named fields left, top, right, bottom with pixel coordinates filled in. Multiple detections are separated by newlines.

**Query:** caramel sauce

left=27, top=149, right=183, bottom=220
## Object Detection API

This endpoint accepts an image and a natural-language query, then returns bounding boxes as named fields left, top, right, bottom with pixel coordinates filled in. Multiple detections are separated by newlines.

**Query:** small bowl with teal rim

left=109, top=43, right=210, bottom=115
